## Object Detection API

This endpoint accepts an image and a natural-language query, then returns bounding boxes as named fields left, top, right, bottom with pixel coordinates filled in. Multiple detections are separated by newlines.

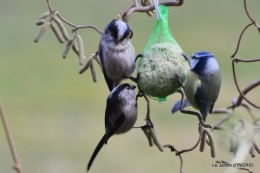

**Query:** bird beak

left=130, top=85, right=136, bottom=90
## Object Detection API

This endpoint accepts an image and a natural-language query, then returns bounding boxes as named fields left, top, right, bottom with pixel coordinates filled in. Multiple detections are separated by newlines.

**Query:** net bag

left=137, top=5, right=189, bottom=102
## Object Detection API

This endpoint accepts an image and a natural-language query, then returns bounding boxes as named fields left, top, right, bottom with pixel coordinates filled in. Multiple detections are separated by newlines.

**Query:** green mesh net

left=143, top=6, right=183, bottom=53
left=137, top=6, right=189, bottom=102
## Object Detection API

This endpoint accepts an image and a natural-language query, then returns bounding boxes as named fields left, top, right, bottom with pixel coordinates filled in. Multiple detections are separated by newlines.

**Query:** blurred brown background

left=0, top=0, right=260, bottom=173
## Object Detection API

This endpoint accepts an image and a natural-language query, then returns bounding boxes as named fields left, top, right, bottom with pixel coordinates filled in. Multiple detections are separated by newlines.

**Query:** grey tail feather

left=87, top=134, right=106, bottom=172
left=171, top=99, right=191, bottom=114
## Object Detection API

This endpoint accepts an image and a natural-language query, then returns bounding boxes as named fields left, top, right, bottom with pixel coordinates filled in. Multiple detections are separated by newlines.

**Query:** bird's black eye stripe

left=107, top=20, right=118, bottom=40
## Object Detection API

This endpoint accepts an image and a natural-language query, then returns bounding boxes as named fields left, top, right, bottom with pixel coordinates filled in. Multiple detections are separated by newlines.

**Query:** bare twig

left=178, top=89, right=222, bottom=130
left=211, top=108, right=232, bottom=115
left=143, top=94, right=153, bottom=128
left=213, top=114, right=233, bottom=129
left=46, top=0, right=102, bottom=34
left=244, top=0, right=260, bottom=28
left=122, top=0, right=184, bottom=23
left=0, top=101, right=23, bottom=173
left=163, top=144, right=183, bottom=173
left=71, top=25, right=102, bottom=35
left=231, top=0, right=260, bottom=58
left=232, top=58, right=260, bottom=108
left=176, top=125, right=203, bottom=155
left=230, top=22, right=254, bottom=58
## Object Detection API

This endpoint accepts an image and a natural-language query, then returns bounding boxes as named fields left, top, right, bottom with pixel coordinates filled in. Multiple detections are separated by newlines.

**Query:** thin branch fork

left=230, top=22, right=254, bottom=58
left=231, top=0, right=260, bottom=58
left=176, top=124, right=203, bottom=155
left=143, top=94, right=154, bottom=128
left=122, top=0, right=184, bottom=22
left=163, top=144, right=183, bottom=173
left=46, top=0, right=102, bottom=34
left=0, top=101, right=23, bottom=173
left=177, top=89, right=222, bottom=130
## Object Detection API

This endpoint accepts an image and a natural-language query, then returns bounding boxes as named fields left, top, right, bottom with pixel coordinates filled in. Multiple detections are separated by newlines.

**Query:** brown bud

left=62, top=39, right=73, bottom=59
left=52, top=15, right=70, bottom=41
left=199, top=131, right=206, bottom=152
left=76, top=35, right=86, bottom=65
left=34, top=22, right=51, bottom=43
left=38, top=12, right=50, bottom=20
left=71, top=40, right=79, bottom=56
left=50, top=22, right=65, bottom=43
left=90, top=62, right=98, bottom=82
left=36, top=19, right=45, bottom=26
left=203, top=128, right=216, bottom=158
left=143, top=128, right=153, bottom=147
left=79, top=56, right=93, bottom=74
left=149, top=127, right=164, bottom=152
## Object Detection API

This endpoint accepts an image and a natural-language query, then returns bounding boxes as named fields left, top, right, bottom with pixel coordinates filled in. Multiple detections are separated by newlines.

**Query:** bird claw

left=181, top=52, right=191, bottom=67
left=172, top=74, right=184, bottom=88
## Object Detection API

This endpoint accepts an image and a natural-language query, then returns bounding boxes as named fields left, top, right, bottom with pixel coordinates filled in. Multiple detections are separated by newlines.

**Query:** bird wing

left=104, top=93, right=126, bottom=142
left=194, top=72, right=221, bottom=121
left=105, top=112, right=126, bottom=143
left=194, top=77, right=212, bottom=122
left=171, top=99, right=191, bottom=114
left=99, top=43, right=114, bottom=91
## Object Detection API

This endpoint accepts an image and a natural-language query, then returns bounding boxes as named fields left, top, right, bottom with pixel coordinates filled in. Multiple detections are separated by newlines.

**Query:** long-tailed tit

left=99, top=19, right=136, bottom=91
left=87, top=83, right=138, bottom=171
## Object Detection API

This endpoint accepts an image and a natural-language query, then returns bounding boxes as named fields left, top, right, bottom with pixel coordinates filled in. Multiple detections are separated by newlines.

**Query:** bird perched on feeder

left=99, top=19, right=136, bottom=91
left=87, top=83, right=138, bottom=171
left=184, top=51, right=221, bottom=121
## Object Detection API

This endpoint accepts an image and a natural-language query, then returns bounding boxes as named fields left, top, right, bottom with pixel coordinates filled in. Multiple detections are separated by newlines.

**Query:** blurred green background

left=1, top=0, right=260, bottom=173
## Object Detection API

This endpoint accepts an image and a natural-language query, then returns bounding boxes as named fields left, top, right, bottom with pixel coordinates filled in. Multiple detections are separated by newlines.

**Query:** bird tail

left=87, top=134, right=106, bottom=172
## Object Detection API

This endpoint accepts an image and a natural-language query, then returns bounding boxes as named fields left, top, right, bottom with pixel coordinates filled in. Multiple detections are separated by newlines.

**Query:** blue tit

left=87, top=83, right=137, bottom=171
left=184, top=51, right=221, bottom=122
left=99, top=19, right=136, bottom=91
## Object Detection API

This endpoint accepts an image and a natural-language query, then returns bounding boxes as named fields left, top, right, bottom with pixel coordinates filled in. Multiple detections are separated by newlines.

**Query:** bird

left=87, top=83, right=138, bottom=171
left=184, top=51, right=221, bottom=122
left=98, top=19, right=136, bottom=91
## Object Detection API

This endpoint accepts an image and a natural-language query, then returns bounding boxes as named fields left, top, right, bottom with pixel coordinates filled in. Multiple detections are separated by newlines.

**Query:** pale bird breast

left=184, top=71, right=201, bottom=109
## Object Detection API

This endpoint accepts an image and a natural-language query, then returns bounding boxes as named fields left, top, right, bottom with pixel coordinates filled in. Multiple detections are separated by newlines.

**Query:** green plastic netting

left=137, top=5, right=189, bottom=102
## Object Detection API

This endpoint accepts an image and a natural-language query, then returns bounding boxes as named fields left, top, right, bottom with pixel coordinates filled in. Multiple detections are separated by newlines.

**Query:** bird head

left=104, top=19, right=132, bottom=45
left=190, top=51, right=220, bottom=76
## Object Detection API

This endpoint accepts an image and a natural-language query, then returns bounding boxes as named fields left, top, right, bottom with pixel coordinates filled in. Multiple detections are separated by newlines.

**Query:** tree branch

left=232, top=58, right=260, bottom=108
left=122, top=0, right=184, bottom=23
left=46, top=0, right=102, bottom=34
left=230, top=22, right=254, bottom=58
left=0, top=101, right=23, bottom=173
left=244, top=0, right=260, bottom=28
left=163, top=144, right=183, bottom=173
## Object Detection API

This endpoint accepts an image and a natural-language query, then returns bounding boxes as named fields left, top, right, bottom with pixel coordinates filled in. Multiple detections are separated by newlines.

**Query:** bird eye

left=110, top=32, right=114, bottom=37
left=126, top=86, right=130, bottom=90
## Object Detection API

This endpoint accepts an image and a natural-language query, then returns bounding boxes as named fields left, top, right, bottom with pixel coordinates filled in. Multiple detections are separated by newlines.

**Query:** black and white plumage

left=87, top=83, right=138, bottom=171
left=99, top=19, right=136, bottom=91
left=184, top=51, right=221, bottom=121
